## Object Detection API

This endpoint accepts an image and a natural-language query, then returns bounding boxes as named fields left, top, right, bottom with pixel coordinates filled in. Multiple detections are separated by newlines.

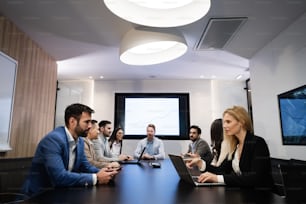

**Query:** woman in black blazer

left=187, top=106, right=273, bottom=188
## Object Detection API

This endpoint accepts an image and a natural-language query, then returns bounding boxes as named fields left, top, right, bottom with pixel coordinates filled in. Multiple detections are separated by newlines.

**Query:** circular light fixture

left=104, top=0, right=211, bottom=27
left=120, top=28, right=187, bottom=65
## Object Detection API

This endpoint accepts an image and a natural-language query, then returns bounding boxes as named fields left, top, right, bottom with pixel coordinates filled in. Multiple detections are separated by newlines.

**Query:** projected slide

left=125, top=98, right=180, bottom=135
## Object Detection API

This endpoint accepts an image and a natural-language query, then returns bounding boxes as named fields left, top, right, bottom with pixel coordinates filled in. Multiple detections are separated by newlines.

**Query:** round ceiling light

left=120, top=28, right=188, bottom=65
left=104, top=0, right=211, bottom=27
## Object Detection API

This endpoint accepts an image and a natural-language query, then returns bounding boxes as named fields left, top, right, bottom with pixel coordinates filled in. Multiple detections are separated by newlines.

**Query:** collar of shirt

left=65, top=126, right=78, bottom=148
left=85, top=137, right=93, bottom=145
left=65, top=126, right=78, bottom=171
left=232, top=145, right=241, bottom=175
left=100, top=134, right=107, bottom=143
left=146, top=138, right=154, bottom=144
left=192, top=137, right=200, bottom=144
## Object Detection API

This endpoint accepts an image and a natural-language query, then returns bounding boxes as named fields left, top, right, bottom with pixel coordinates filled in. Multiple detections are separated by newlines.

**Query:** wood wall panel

left=0, top=16, right=57, bottom=158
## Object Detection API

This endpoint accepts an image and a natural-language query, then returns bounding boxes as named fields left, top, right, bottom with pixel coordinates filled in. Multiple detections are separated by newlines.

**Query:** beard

left=190, top=136, right=196, bottom=142
left=75, top=123, right=89, bottom=137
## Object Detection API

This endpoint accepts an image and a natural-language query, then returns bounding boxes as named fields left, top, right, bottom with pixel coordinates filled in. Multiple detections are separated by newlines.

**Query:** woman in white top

left=109, top=127, right=133, bottom=160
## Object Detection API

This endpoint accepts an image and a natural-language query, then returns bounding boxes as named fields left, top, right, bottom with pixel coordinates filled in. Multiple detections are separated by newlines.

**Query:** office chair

left=280, top=162, right=306, bottom=202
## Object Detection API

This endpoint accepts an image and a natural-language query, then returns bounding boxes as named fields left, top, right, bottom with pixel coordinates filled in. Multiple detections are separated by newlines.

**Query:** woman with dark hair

left=210, top=118, right=224, bottom=166
left=109, top=128, right=123, bottom=156
left=109, top=127, right=133, bottom=160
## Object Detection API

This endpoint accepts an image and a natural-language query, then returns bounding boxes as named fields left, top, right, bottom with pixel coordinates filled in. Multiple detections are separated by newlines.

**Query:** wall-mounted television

left=114, top=93, right=190, bottom=140
left=277, top=85, right=306, bottom=145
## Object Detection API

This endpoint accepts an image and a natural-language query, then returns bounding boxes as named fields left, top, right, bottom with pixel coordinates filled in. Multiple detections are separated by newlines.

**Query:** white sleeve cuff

left=93, top=174, right=97, bottom=185
left=217, top=175, right=225, bottom=183
left=199, top=160, right=206, bottom=171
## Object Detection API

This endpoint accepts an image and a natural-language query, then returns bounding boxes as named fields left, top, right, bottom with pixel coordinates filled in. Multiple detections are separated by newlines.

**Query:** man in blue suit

left=22, top=103, right=119, bottom=197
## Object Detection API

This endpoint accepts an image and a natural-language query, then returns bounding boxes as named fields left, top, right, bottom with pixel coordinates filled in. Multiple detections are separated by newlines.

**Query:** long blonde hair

left=216, top=106, right=253, bottom=165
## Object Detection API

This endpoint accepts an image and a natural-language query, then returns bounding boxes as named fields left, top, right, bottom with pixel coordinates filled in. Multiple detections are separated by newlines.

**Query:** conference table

left=23, top=159, right=286, bottom=204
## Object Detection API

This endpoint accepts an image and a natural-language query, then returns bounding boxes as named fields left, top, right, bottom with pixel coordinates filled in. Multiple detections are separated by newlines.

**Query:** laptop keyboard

left=192, top=176, right=199, bottom=182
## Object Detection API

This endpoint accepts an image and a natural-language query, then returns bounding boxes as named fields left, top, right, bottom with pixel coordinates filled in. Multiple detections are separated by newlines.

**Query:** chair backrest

left=270, top=157, right=289, bottom=197
left=280, top=160, right=306, bottom=202
left=289, top=158, right=306, bottom=166
left=0, top=157, right=32, bottom=203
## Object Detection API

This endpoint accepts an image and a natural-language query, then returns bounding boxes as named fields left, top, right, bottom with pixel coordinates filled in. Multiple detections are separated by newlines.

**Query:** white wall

left=57, top=79, right=247, bottom=157
left=55, top=80, right=94, bottom=127
left=250, top=13, right=306, bottom=160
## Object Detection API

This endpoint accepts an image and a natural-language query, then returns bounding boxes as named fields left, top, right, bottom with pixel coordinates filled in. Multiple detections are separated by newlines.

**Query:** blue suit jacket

left=22, top=126, right=99, bottom=197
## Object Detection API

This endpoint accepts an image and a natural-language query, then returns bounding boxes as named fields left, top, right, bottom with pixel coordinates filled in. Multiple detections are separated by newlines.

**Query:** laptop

left=168, top=154, right=225, bottom=187
left=120, top=147, right=146, bottom=165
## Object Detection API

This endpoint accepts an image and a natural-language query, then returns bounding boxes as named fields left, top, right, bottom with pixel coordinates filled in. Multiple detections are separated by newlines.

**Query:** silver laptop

left=168, top=154, right=225, bottom=187
left=120, top=147, right=146, bottom=164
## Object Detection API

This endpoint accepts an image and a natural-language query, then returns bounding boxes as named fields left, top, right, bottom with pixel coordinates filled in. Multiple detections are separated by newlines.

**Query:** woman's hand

left=197, top=172, right=218, bottom=183
left=185, top=157, right=203, bottom=169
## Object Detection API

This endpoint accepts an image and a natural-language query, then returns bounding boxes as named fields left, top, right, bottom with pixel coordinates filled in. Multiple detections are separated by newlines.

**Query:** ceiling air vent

left=195, top=17, right=247, bottom=50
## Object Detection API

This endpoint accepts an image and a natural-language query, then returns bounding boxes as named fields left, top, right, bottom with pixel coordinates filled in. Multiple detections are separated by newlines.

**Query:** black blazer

left=206, top=132, right=273, bottom=188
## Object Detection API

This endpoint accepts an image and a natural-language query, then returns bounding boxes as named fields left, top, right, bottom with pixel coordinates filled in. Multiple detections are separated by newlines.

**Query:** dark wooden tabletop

left=22, top=159, right=287, bottom=204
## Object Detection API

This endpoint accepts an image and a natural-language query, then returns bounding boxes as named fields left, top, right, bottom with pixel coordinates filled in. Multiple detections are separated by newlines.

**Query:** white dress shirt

left=65, top=127, right=97, bottom=185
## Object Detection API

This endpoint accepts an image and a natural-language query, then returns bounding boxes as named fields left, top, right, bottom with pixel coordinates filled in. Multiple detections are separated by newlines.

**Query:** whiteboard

left=0, top=51, right=17, bottom=152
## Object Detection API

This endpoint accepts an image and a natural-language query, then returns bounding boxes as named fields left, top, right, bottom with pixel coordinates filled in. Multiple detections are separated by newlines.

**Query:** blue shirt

left=134, top=137, right=165, bottom=160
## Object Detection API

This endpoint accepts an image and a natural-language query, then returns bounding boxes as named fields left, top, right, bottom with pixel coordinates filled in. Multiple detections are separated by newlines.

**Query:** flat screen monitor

left=114, top=93, right=190, bottom=140
left=277, top=85, right=306, bottom=145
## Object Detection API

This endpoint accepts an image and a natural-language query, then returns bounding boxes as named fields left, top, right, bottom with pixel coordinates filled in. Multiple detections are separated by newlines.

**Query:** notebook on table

left=120, top=147, right=146, bottom=165
left=168, top=154, right=225, bottom=187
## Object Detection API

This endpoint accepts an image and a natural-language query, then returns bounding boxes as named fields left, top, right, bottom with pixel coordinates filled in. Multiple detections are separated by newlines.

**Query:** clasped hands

left=96, top=162, right=121, bottom=184
left=142, top=153, right=155, bottom=160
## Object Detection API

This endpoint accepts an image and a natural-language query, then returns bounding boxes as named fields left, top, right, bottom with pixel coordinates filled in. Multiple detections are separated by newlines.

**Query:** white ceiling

left=0, top=0, right=305, bottom=81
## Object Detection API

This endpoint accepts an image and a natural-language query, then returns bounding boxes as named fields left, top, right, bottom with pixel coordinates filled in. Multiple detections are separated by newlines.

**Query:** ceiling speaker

left=195, top=17, right=247, bottom=50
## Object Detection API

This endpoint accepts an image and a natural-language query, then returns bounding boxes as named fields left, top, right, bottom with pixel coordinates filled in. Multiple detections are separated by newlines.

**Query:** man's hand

left=186, top=153, right=200, bottom=158
left=106, top=162, right=121, bottom=170
left=96, top=168, right=118, bottom=184
left=142, top=153, right=154, bottom=160
left=182, top=153, right=200, bottom=161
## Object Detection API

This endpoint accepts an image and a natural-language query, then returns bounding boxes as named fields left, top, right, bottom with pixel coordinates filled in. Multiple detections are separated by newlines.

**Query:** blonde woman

left=186, top=106, right=273, bottom=188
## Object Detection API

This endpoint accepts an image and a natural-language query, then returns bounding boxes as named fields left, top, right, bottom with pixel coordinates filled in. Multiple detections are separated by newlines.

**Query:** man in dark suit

left=185, top=125, right=213, bottom=163
left=22, top=103, right=119, bottom=197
